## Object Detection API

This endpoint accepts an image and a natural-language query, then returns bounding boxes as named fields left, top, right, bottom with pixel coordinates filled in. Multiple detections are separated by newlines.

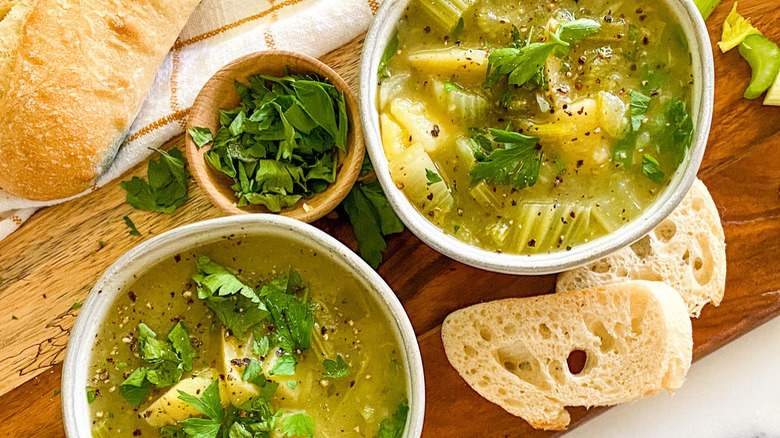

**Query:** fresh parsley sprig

left=483, top=18, right=601, bottom=89
left=469, top=128, right=543, bottom=190
left=120, top=147, right=189, bottom=213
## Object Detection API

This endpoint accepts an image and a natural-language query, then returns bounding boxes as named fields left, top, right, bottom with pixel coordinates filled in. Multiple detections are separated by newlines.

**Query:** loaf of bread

left=441, top=280, right=692, bottom=430
left=0, top=0, right=201, bottom=200
left=557, top=179, right=726, bottom=317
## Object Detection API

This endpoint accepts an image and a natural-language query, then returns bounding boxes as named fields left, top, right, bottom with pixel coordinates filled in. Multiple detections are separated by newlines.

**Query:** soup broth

left=378, top=0, right=695, bottom=254
left=87, top=236, right=408, bottom=438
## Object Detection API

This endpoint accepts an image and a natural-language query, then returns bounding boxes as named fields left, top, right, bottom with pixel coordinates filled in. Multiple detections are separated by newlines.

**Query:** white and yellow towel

left=0, top=0, right=381, bottom=240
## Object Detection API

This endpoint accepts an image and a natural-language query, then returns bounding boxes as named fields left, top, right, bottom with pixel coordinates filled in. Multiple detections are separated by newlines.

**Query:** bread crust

left=0, top=0, right=200, bottom=200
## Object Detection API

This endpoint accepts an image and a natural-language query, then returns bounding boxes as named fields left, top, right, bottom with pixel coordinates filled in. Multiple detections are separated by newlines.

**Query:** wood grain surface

left=1, top=1, right=779, bottom=436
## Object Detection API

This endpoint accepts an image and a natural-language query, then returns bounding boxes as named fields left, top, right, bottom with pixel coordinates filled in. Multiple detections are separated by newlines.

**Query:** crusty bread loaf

left=557, top=179, right=726, bottom=317
left=441, top=281, right=692, bottom=430
left=0, top=0, right=201, bottom=200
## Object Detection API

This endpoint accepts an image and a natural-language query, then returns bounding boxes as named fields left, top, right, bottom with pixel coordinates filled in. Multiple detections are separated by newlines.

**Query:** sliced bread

left=441, top=280, right=692, bottom=430
left=556, top=179, right=726, bottom=317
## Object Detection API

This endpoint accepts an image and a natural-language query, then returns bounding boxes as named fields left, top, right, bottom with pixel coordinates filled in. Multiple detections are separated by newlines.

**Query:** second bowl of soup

left=62, top=215, right=424, bottom=438
left=360, top=0, right=714, bottom=274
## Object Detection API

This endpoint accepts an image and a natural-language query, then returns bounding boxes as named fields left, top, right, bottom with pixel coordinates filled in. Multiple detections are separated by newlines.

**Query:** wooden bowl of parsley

left=185, top=51, right=364, bottom=222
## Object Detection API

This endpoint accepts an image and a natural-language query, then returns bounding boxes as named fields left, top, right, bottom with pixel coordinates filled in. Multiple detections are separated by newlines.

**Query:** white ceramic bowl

left=360, top=0, right=715, bottom=275
left=61, top=215, right=425, bottom=437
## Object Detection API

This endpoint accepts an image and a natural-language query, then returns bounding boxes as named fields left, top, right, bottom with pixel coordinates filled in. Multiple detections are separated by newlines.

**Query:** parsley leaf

left=263, top=272, right=314, bottom=352
left=342, top=172, right=404, bottom=269
left=451, top=17, right=465, bottom=39
left=378, top=31, right=399, bottom=80
left=158, top=426, right=186, bottom=438
left=443, top=80, right=462, bottom=92
left=119, top=322, right=197, bottom=405
left=269, top=355, right=297, bottom=376
left=425, top=169, right=443, bottom=186
left=123, top=216, right=141, bottom=236
left=178, top=380, right=225, bottom=421
left=252, top=331, right=272, bottom=357
left=658, top=98, right=694, bottom=164
left=192, top=256, right=258, bottom=303
left=119, top=367, right=152, bottom=406
left=469, top=129, right=543, bottom=190
left=641, top=154, right=665, bottom=183
left=484, top=18, right=600, bottom=89
left=188, top=127, right=213, bottom=148
left=241, top=359, right=266, bottom=386
left=192, top=256, right=267, bottom=339
left=167, top=322, right=195, bottom=371
left=282, top=413, right=315, bottom=438
left=377, top=400, right=410, bottom=438
left=120, top=147, right=189, bottom=213
left=484, top=42, right=564, bottom=88
left=181, top=418, right=221, bottom=438
left=629, top=90, right=651, bottom=131
left=322, top=354, right=349, bottom=378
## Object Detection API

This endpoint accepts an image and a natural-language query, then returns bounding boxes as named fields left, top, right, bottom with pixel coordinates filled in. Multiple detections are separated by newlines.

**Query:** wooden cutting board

left=1, top=2, right=779, bottom=436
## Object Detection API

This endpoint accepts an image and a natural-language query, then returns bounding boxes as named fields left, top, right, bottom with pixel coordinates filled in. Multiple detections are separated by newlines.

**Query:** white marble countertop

left=564, top=316, right=780, bottom=438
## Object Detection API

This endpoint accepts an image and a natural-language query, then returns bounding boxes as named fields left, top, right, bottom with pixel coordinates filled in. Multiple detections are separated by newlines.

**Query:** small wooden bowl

left=185, top=51, right=364, bottom=222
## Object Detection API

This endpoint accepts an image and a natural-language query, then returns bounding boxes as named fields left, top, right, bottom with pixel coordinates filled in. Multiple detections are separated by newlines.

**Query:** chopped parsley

left=281, top=412, right=315, bottom=438
left=484, top=18, right=601, bottom=88
left=123, top=216, right=141, bottom=236
left=196, top=73, right=348, bottom=212
left=641, top=154, right=665, bottom=183
left=68, top=301, right=84, bottom=312
left=629, top=90, right=651, bottom=131
left=377, top=400, right=410, bottom=438
left=120, top=147, right=189, bottom=213
left=425, top=168, right=443, bottom=186
left=187, top=127, right=213, bottom=148
left=378, top=31, right=399, bottom=80
left=322, top=354, right=350, bottom=378
left=469, top=128, right=543, bottom=190
left=119, top=322, right=195, bottom=406
left=86, top=389, right=98, bottom=404
left=443, top=80, right=462, bottom=92
left=171, top=379, right=285, bottom=438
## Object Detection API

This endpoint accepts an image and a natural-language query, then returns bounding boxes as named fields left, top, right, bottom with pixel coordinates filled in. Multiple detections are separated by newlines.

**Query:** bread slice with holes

left=441, top=280, right=692, bottom=430
left=556, top=179, right=726, bottom=317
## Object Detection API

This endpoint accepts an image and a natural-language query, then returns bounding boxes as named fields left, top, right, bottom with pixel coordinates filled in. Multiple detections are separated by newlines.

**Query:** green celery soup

left=86, top=236, right=409, bottom=438
left=378, top=0, right=695, bottom=254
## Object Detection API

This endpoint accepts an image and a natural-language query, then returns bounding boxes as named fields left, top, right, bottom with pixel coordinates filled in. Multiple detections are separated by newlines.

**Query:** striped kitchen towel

left=0, top=0, right=381, bottom=240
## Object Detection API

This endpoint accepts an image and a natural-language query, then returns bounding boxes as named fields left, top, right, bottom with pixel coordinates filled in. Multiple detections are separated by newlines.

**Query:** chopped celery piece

left=417, top=0, right=474, bottom=33
left=431, top=79, right=489, bottom=122
left=738, top=34, right=780, bottom=99
left=510, top=202, right=592, bottom=253
left=764, top=72, right=780, bottom=106
left=717, top=2, right=761, bottom=53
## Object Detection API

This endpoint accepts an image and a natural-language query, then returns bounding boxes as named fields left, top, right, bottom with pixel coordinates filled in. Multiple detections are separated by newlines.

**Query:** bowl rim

left=61, top=215, right=425, bottom=438
left=359, top=0, right=715, bottom=275
left=185, top=50, right=365, bottom=223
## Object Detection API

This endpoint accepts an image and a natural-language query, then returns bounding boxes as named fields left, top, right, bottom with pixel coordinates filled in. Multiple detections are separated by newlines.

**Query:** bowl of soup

left=62, top=215, right=424, bottom=438
left=360, top=0, right=714, bottom=274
